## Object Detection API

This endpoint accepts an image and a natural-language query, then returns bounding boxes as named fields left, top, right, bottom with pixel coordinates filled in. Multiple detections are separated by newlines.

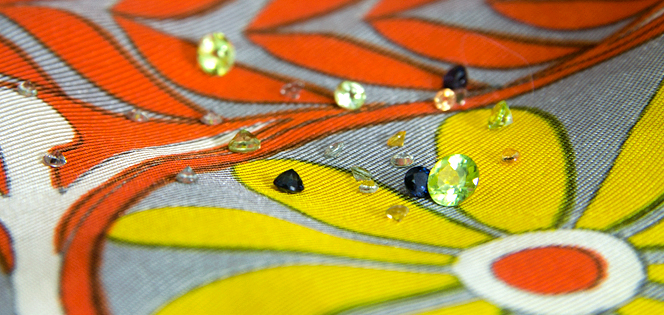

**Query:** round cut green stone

left=334, top=81, right=366, bottom=110
left=198, top=33, right=236, bottom=76
left=427, top=154, right=479, bottom=206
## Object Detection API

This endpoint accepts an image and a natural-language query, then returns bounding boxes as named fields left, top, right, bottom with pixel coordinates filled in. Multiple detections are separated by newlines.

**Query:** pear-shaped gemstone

left=488, top=101, right=513, bottom=129
left=229, top=130, right=261, bottom=153
left=387, top=131, right=406, bottom=147
left=428, top=154, right=479, bottom=206
left=43, top=150, right=66, bottom=168
left=273, top=169, right=304, bottom=193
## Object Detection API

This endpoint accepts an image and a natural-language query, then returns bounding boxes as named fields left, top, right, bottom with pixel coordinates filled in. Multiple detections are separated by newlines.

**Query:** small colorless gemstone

left=176, top=166, right=198, bottom=184
left=200, top=111, right=223, bottom=125
left=43, top=150, right=66, bottom=168
left=358, top=179, right=378, bottom=194
left=351, top=166, right=372, bottom=181
left=280, top=81, right=305, bottom=100
left=386, top=205, right=409, bottom=222
left=323, top=142, right=345, bottom=159
left=390, top=152, right=414, bottom=168
left=443, top=65, right=468, bottom=90
left=125, top=109, right=149, bottom=122
left=454, top=88, right=467, bottom=106
left=17, top=81, right=37, bottom=97
left=502, top=148, right=520, bottom=163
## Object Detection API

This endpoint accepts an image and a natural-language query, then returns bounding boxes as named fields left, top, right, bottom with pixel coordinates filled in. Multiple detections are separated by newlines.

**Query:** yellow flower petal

left=617, top=297, right=664, bottom=314
left=436, top=108, right=574, bottom=233
left=416, top=300, right=500, bottom=315
left=234, top=160, right=491, bottom=249
left=648, top=265, right=664, bottom=284
left=156, top=265, right=460, bottom=315
left=629, top=219, right=664, bottom=248
left=577, top=85, right=664, bottom=230
left=108, top=207, right=454, bottom=266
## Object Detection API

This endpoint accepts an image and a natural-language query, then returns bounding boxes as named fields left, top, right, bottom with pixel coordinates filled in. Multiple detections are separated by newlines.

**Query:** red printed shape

left=492, top=246, right=605, bottom=294
left=0, top=222, right=13, bottom=274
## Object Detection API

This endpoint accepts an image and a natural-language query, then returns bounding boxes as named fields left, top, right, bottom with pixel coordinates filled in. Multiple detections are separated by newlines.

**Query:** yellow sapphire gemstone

left=427, top=154, right=479, bottom=206
left=334, top=81, right=366, bottom=110
left=488, top=100, right=513, bottom=129
left=198, top=33, right=236, bottom=76
left=387, top=131, right=406, bottom=147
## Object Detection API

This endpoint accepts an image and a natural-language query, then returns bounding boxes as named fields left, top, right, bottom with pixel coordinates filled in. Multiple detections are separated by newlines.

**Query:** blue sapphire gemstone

left=443, top=65, right=467, bottom=90
left=274, top=169, right=304, bottom=193
left=404, top=166, right=430, bottom=198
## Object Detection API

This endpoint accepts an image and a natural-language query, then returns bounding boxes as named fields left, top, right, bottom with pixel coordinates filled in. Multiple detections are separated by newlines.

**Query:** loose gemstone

left=404, top=166, right=430, bottom=198
left=280, top=81, right=305, bottom=100
left=443, top=65, right=468, bottom=90
left=387, top=131, right=406, bottom=147
left=334, top=81, right=366, bottom=110
left=228, top=129, right=260, bottom=153
left=43, top=150, right=66, bottom=168
left=358, top=179, right=378, bottom=194
left=502, top=148, right=520, bottom=163
left=200, top=111, right=224, bottom=125
left=386, top=205, right=409, bottom=222
left=488, top=100, right=513, bottom=130
left=125, top=109, right=149, bottom=122
left=198, top=33, right=236, bottom=76
left=323, top=141, right=344, bottom=159
left=428, top=154, right=479, bottom=206
left=17, top=81, right=37, bottom=97
left=351, top=166, right=372, bottom=181
left=390, top=152, right=414, bottom=168
left=176, top=166, right=198, bottom=184
left=454, top=88, right=467, bottom=106
left=274, top=169, right=304, bottom=193
left=434, top=88, right=456, bottom=111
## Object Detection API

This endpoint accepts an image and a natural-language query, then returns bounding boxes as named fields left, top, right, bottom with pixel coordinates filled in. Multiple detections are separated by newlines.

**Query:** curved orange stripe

left=248, top=0, right=357, bottom=30
left=0, top=221, right=13, bottom=274
left=0, top=35, right=51, bottom=87
left=365, top=0, right=437, bottom=18
left=371, top=18, right=582, bottom=69
left=0, top=6, right=203, bottom=119
left=113, top=0, right=228, bottom=19
left=116, top=16, right=333, bottom=104
left=489, top=0, right=659, bottom=30
left=248, top=32, right=442, bottom=89
left=0, top=153, right=7, bottom=196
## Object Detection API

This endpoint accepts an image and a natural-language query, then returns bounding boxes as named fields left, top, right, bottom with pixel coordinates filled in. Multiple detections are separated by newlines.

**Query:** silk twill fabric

left=0, top=0, right=663, bottom=314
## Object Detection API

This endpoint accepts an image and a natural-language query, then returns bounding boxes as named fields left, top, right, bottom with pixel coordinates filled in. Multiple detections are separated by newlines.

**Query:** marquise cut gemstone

left=428, top=154, right=479, bottom=206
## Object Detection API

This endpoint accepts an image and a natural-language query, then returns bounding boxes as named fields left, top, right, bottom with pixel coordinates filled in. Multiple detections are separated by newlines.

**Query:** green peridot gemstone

left=334, top=81, right=366, bottom=110
left=198, top=33, right=236, bottom=76
left=427, top=154, right=479, bottom=206
left=488, top=100, right=513, bottom=129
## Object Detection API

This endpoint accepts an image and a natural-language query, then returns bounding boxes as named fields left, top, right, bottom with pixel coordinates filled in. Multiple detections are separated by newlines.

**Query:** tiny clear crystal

left=324, top=142, right=344, bottom=159
left=502, top=148, right=520, bottom=163
left=488, top=100, right=513, bottom=129
left=17, top=81, right=37, bottom=97
left=386, top=205, right=409, bottom=222
left=43, top=150, right=66, bottom=168
left=351, top=166, right=372, bottom=181
left=434, top=88, right=456, bottom=111
left=280, top=81, right=305, bottom=100
left=176, top=166, right=198, bottom=184
left=200, top=111, right=223, bottom=125
left=358, top=180, right=378, bottom=194
left=125, top=109, right=149, bottom=122
left=454, top=88, right=467, bottom=106
left=390, top=152, right=414, bottom=168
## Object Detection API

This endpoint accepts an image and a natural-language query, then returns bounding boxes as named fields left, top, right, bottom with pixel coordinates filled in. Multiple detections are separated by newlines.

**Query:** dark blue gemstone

left=274, top=169, right=304, bottom=193
left=404, top=166, right=430, bottom=198
left=443, top=65, right=467, bottom=90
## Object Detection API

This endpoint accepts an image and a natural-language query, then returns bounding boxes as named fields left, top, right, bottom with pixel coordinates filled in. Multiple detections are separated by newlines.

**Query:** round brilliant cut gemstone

left=427, top=154, right=479, bottom=206
left=404, top=166, right=429, bottom=198
left=433, top=88, right=456, bottom=111
left=334, top=81, right=366, bottom=110
left=197, top=33, right=236, bottom=76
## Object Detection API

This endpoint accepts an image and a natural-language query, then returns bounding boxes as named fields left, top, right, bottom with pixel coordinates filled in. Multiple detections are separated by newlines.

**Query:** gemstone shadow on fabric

left=428, top=154, right=479, bottom=206
left=273, top=169, right=304, bottom=193
left=404, top=166, right=430, bottom=198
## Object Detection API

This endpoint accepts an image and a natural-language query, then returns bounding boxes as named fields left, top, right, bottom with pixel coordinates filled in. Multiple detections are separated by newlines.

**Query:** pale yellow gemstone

left=198, top=33, right=236, bottom=76
left=228, top=130, right=261, bottom=153
left=387, top=131, right=406, bottom=147
left=434, top=88, right=456, bottom=111
left=501, top=148, right=520, bottom=163
left=358, top=180, right=378, bottom=194
left=386, top=205, right=409, bottom=222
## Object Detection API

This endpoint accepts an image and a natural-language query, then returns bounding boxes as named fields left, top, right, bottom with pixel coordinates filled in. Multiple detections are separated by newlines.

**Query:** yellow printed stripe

left=416, top=300, right=500, bottom=315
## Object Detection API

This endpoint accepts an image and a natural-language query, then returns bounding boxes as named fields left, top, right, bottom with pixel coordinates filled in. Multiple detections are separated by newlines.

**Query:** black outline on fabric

left=433, top=106, right=577, bottom=234
left=0, top=148, right=9, bottom=197
left=231, top=159, right=497, bottom=250
left=111, top=0, right=235, bottom=21
left=0, top=8, right=205, bottom=121
left=112, top=16, right=336, bottom=104
left=575, top=78, right=664, bottom=233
